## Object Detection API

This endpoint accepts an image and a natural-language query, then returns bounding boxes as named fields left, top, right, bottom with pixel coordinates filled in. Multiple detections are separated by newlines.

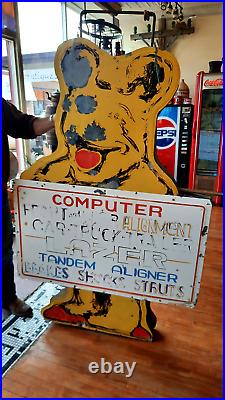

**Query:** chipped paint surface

left=20, top=38, right=182, bottom=339
left=42, top=287, right=156, bottom=341
left=75, top=95, right=97, bottom=115
left=61, top=46, right=92, bottom=89
left=22, top=38, right=180, bottom=195
left=63, top=95, right=72, bottom=112
left=84, top=121, right=106, bottom=141
left=15, top=180, right=212, bottom=306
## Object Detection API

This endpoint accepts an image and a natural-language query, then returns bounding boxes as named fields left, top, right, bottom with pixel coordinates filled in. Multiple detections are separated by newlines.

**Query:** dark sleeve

left=2, top=98, right=37, bottom=139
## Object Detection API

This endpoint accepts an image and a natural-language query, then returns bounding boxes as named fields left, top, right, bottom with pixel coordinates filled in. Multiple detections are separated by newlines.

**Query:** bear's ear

left=54, top=38, right=179, bottom=116
left=55, top=38, right=101, bottom=93
left=118, top=47, right=180, bottom=112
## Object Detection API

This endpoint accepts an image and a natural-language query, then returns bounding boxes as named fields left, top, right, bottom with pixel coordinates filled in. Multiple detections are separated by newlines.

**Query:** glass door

left=195, top=87, right=223, bottom=191
left=2, top=36, right=26, bottom=175
left=2, top=1, right=27, bottom=174
left=17, top=1, right=65, bottom=162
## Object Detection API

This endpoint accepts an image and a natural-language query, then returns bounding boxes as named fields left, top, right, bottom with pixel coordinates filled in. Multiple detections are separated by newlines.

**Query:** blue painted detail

left=84, top=122, right=106, bottom=141
left=65, top=125, right=78, bottom=145
left=63, top=95, right=72, bottom=112
left=88, top=169, right=99, bottom=176
left=61, top=47, right=92, bottom=89
left=102, top=179, right=120, bottom=189
left=75, top=95, right=97, bottom=114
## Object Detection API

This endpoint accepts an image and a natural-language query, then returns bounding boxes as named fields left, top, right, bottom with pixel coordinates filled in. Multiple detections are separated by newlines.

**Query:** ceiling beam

left=94, top=2, right=122, bottom=14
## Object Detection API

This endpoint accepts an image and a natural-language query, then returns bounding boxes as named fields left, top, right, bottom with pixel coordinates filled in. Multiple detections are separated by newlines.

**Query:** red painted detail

left=43, top=305, right=87, bottom=324
left=188, top=71, right=204, bottom=189
left=214, top=124, right=223, bottom=205
left=75, top=149, right=101, bottom=170
left=131, top=326, right=152, bottom=339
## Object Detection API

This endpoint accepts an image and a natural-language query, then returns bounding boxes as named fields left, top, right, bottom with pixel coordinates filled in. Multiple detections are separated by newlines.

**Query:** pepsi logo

left=156, top=117, right=177, bottom=149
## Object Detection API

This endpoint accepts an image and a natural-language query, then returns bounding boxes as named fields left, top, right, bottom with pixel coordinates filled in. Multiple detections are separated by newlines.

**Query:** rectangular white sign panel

left=14, top=179, right=211, bottom=307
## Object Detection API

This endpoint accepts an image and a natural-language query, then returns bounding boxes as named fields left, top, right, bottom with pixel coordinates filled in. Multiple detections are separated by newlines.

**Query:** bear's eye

left=95, top=76, right=111, bottom=90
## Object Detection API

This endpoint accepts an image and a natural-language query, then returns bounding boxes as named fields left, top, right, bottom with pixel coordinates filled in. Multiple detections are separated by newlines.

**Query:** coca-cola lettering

left=204, top=79, right=223, bottom=87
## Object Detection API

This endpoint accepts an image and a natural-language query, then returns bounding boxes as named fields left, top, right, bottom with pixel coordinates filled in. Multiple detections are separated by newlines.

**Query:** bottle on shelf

left=176, top=78, right=190, bottom=98
left=173, top=78, right=191, bottom=105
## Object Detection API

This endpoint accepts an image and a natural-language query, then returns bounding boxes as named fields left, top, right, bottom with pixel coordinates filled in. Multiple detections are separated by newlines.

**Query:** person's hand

left=49, top=113, right=56, bottom=127
left=33, top=114, right=56, bottom=136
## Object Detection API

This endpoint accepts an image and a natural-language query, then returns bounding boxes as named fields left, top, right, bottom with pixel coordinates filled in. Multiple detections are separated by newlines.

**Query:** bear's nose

left=75, top=149, right=101, bottom=170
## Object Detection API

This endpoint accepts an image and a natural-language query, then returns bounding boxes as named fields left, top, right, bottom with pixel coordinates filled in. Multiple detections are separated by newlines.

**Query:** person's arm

left=2, top=98, right=55, bottom=139
left=32, top=114, right=55, bottom=136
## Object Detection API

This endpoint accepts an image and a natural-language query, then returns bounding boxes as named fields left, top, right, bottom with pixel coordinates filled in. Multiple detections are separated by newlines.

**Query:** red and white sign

left=14, top=179, right=211, bottom=307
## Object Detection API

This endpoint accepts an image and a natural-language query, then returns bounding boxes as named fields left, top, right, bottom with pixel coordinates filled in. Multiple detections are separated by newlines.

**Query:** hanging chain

left=153, top=40, right=161, bottom=84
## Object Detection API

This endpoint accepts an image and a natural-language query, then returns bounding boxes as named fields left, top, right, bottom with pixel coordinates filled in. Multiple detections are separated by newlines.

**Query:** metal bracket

left=130, top=27, right=194, bottom=50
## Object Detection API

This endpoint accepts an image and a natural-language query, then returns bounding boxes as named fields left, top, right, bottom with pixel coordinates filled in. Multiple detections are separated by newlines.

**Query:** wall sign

left=14, top=179, right=211, bottom=307
left=24, top=68, right=57, bottom=82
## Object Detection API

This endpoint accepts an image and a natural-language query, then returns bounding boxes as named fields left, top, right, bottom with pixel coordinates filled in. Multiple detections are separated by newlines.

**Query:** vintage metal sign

left=14, top=179, right=211, bottom=307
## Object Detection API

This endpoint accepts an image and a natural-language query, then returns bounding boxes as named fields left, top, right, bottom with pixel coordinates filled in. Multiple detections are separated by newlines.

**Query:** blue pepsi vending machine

left=156, top=105, right=193, bottom=188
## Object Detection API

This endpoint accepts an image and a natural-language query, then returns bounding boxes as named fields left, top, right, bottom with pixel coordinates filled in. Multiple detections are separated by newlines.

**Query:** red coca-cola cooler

left=188, top=67, right=223, bottom=205
left=156, top=104, right=193, bottom=188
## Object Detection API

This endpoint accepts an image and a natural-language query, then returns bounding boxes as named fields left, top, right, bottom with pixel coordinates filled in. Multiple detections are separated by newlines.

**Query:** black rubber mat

left=2, top=282, right=63, bottom=376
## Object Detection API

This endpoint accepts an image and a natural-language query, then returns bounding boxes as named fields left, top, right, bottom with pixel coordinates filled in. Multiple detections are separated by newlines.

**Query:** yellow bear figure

left=22, top=38, right=180, bottom=340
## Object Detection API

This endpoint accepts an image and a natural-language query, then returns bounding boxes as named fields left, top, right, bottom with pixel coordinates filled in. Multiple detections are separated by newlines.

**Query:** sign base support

left=42, top=287, right=157, bottom=341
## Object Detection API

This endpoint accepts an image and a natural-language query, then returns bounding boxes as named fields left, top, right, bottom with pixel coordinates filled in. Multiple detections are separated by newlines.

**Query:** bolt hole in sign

left=14, top=179, right=211, bottom=307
